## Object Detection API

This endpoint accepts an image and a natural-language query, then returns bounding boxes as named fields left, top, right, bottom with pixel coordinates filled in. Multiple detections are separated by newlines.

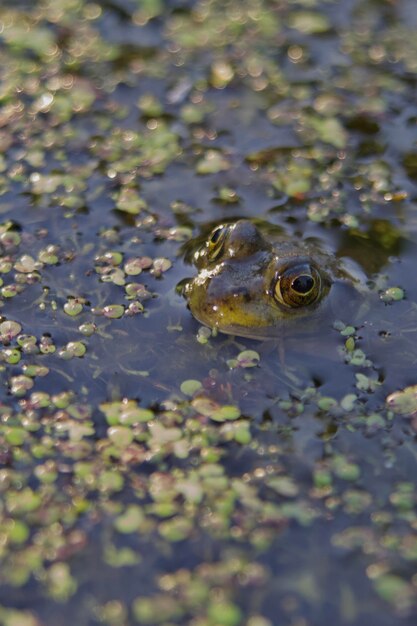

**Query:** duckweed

left=180, top=379, right=203, bottom=396
left=63, top=298, right=84, bottom=317
left=0, top=0, right=416, bottom=624
left=380, top=287, right=405, bottom=303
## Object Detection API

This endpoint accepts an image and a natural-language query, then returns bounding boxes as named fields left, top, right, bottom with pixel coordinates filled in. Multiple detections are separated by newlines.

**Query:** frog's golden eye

left=207, top=225, right=229, bottom=260
left=274, top=263, right=321, bottom=308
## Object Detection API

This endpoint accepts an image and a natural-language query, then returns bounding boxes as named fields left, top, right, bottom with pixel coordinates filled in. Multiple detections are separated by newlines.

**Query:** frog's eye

left=274, top=263, right=321, bottom=308
left=207, top=225, right=229, bottom=260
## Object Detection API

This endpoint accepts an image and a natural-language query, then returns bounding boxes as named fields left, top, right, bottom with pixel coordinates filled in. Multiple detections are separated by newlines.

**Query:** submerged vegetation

left=0, top=0, right=417, bottom=624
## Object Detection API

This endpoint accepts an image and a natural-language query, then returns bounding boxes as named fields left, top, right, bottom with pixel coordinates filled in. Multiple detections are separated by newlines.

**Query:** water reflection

left=336, top=218, right=406, bottom=274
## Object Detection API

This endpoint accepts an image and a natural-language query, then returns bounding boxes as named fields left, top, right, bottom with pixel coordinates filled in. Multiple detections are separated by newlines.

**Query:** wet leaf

left=59, top=341, right=86, bottom=359
left=0, top=320, right=22, bottom=343
left=38, top=246, right=59, bottom=265
left=196, top=150, right=230, bottom=175
left=10, top=375, right=34, bottom=396
left=78, top=323, right=97, bottom=336
left=333, top=456, right=361, bottom=481
left=64, top=298, right=84, bottom=316
left=373, top=574, right=413, bottom=610
left=207, top=600, right=242, bottom=626
left=151, top=258, right=172, bottom=277
left=180, top=379, right=203, bottom=396
left=210, top=60, right=234, bottom=88
left=210, top=405, right=241, bottom=423
left=14, top=255, right=37, bottom=273
left=116, top=188, right=147, bottom=215
left=380, top=287, right=405, bottom=302
left=103, top=305, right=125, bottom=319
left=307, top=116, right=347, bottom=149
left=289, top=11, right=331, bottom=34
left=108, top=426, right=134, bottom=448
left=46, top=562, right=77, bottom=602
left=2, top=348, right=21, bottom=364
left=236, top=350, right=260, bottom=368
left=114, top=505, right=144, bottom=533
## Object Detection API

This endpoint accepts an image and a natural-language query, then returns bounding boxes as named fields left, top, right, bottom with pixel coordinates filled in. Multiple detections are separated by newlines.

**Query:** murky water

left=0, top=0, right=417, bottom=625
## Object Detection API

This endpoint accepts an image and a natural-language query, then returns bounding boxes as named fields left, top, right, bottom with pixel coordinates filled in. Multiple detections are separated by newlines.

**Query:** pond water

left=0, top=0, right=417, bottom=625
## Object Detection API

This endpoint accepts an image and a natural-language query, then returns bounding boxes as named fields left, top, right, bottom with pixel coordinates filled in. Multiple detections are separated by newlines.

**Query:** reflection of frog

left=183, top=220, right=355, bottom=339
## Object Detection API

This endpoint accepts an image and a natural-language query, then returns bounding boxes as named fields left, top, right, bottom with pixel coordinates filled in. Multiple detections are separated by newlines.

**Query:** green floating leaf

left=307, top=116, right=347, bottom=149
left=132, top=595, right=183, bottom=624
left=207, top=601, right=242, bottom=626
left=380, top=287, right=405, bottom=303
left=6, top=487, right=41, bottom=514
left=233, top=422, right=252, bottom=445
left=215, top=186, right=240, bottom=204
left=59, top=341, right=86, bottom=359
left=236, top=350, right=260, bottom=368
left=103, top=304, right=125, bottom=319
left=14, top=255, right=36, bottom=273
left=2, top=348, right=21, bottom=364
left=0, top=227, right=21, bottom=249
left=267, top=475, right=299, bottom=497
left=4, top=24, right=56, bottom=56
left=0, top=320, right=22, bottom=343
left=78, top=323, right=97, bottom=336
left=333, top=455, right=361, bottom=481
left=10, top=375, right=34, bottom=396
left=46, top=562, right=77, bottom=602
left=4, top=427, right=26, bottom=446
left=151, top=257, right=172, bottom=277
left=196, top=150, right=230, bottom=175
left=108, top=426, right=134, bottom=448
left=115, top=189, right=147, bottom=215
left=6, top=519, right=30, bottom=544
left=104, top=544, right=140, bottom=568
left=317, top=396, right=338, bottom=411
left=355, top=373, right=380, bottom=392
left=272, top=161, right=313, bottom=197
left=373, top=574, right=413, bottom=609
left=125, top=258, right=145, bottom=275
left=103, top=269, right=126, bottom=286
left=39, top=336, right=56, bottom=354
left=210, top=405, right=241, bottom=422
left=137, top=93, right=164, bottom=117
left=2, top=284, right=23, bottom=298
left=38, top=245, right=59, bottom=264
left=114, top=505, right=144, bottom=533
left=100, top=400, right=154, bottom=425
left=340, top=394, right=357, bottom=412
left=288, top=11, right=331, bottom=34
left=314, top=469, right=332, bottom=489
left=158, top=516, right=193, bottom=542
left=210, top=60, right=234, bottom=88
left=99, top=470, right=124, bottom=493
left=64, top=298, right=83, bottom=316
left=125, top=283, right=152, bottom=300
left=21, top=364, right=49, bottom=377
left=180, top=379, right=202, bottom=396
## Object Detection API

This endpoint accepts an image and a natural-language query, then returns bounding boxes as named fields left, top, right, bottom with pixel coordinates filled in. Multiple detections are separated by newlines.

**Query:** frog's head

left=182, top=220, right=333, bottom=338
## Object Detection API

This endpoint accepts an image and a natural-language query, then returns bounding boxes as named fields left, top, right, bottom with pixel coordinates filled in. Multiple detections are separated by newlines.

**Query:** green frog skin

left=183, top=220, right=340, bottom=339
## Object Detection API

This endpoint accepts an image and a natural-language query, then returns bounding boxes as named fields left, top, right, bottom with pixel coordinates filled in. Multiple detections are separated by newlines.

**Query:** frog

left=182, top=219, right=358, bottom=339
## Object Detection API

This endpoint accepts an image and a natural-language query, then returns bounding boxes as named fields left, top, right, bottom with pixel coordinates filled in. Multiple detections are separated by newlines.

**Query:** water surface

left=0, top=1, right=417, bottom=625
